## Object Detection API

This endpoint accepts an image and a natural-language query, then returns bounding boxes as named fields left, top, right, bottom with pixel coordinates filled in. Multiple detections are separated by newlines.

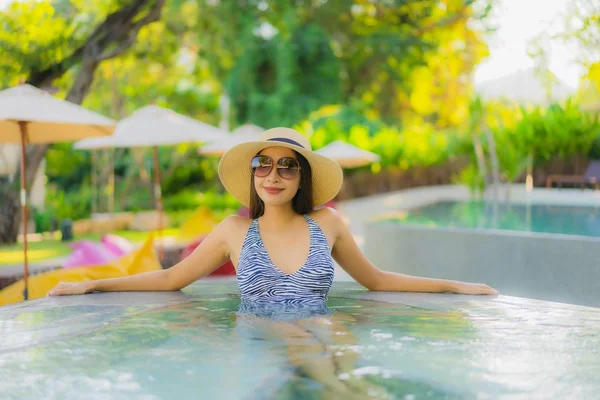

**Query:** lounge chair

left=583, top=160, right=600, bottom=190
left=546, top=160, right=600, bottom=190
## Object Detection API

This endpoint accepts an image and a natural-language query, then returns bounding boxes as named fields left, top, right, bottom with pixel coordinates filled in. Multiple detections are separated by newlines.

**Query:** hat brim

left=218, top=141, right=343, bottom=208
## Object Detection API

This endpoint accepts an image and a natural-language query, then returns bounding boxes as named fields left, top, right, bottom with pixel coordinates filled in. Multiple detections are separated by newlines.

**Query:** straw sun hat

left=218, top=127, right=343, bottom=207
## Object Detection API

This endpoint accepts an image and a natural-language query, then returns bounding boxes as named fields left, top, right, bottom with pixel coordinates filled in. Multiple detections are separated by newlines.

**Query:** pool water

left=1, top=280, right=599, bottom=399
left=388, top=201, right=600, bottom=237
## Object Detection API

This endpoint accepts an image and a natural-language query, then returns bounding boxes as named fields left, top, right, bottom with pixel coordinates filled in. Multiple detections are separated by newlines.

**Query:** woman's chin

left=260, top=192, right=294, bottom=206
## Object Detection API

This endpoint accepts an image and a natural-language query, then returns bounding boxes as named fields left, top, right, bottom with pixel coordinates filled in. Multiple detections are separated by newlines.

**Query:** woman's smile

left=263, top=186, right=284, bottom=195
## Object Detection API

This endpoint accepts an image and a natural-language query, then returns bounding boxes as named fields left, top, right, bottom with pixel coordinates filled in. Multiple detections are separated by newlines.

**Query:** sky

left=0, top=0, right=586, bottom=89
left=473, top=0, right=584, bottom=89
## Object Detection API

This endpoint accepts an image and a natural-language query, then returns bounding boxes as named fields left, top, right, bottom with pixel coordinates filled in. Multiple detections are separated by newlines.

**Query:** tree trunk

left=0, top=144, right=51, bottom=244
left=0, top=0, right=165, bottom=244
left=91, top=151, right=98, bottom=214
left=0, top=184, right=20, bottom=244
left=484, top=129, right=501, bottom=202
left=526, top=152, right=534, bottom=191
left=472, top=133, right=488, bottom=195
left=108, top=150, right=116, bottom=214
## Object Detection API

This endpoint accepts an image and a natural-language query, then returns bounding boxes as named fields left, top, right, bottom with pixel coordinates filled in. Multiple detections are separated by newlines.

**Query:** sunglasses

left=251, top=155, right=301, bottom=180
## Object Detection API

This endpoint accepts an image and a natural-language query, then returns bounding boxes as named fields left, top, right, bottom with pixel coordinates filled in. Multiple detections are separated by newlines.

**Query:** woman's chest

left=260, top=230, right=311, bottom=274
left=237, top=241, right=334, bottom=292
left=229, top=218, right=335, bottom=270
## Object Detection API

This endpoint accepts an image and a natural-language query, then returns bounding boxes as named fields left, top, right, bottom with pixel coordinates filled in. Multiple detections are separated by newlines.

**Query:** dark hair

left=249, top=150, right=313, bottom=219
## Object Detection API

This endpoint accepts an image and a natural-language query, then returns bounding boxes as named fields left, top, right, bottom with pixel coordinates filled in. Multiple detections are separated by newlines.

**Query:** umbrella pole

left=91, top=151, right=97, bottom=214
left=152, top=146, right=164, bottom=262
left=18, top=122, right=30, bottom=301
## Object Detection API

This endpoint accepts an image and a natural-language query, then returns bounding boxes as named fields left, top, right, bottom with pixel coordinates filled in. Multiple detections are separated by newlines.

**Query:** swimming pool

left=387, top=201, right=600, bottom=237
left=1, top=279, right=599, bottom=399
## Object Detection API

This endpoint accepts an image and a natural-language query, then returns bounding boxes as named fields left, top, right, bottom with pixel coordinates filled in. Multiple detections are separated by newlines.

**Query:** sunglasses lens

left=251, top=156, right=272, bottom=177
left=278, top=157, right=300, bottom=179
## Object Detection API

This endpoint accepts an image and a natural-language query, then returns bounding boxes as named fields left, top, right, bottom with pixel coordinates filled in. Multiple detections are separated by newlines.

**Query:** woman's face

left=253, top=146, right=301, bottom=207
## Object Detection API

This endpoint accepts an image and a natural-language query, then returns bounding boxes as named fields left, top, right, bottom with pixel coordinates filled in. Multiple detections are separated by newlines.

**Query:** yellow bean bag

left=176, top=206, right=219, bottom=243
left=0, top=234, right=161, bottom=306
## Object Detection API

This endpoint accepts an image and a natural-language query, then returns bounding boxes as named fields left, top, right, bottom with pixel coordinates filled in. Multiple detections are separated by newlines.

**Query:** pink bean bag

left=63, top=241, right=118, bottom=269
left=101, top=234, right=135, bottom=257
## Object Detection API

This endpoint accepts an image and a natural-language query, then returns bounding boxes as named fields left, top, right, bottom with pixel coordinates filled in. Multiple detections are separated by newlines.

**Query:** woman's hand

left=47, top=281, right=93, bottom=297
left=451, top=281, right=499, bottom=295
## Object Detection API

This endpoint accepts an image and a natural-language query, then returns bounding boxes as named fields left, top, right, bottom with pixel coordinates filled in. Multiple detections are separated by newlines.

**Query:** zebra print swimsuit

left=237, top=214, right=334, bottom=306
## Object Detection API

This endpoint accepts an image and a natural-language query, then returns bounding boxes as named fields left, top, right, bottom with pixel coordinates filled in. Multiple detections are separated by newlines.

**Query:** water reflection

left=0, top=281, right=598, bottom=399
left=390, top=200, right=600, bottom=237
left=235, top=298, right=386, bottom=398
left=233, top=297, right=474, bottom=399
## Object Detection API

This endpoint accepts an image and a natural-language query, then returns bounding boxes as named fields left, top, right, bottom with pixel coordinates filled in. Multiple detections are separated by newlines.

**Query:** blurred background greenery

left=1, top=0, right=599, bottom=236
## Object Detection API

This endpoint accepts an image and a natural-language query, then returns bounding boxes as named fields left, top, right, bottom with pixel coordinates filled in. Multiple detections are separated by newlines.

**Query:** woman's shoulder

left=211, top=215, right=254, bottom=249
left=220, top=214, right=253, bottom=231
left=308, top=207, right=348, bottom=246
left=308, top=207, right=344, bottom=227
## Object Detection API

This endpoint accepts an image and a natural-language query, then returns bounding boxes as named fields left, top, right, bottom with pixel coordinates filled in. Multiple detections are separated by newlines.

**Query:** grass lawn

left=0, top=228, right=180, bottom=267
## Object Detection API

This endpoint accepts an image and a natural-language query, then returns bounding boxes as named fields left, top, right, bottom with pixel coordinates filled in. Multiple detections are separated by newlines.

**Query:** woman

left=47, top=127, right=498, bottom=298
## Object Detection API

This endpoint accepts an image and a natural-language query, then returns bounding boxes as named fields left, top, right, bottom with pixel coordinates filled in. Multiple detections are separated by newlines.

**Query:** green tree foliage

left=482, top=100, right=600, bottom=186
left=0, top=1, right=80, bottom=86
left=299, top=103, right=460, bottom=171
left=227, top=22, right=342, bottom=127
left=195, top=0, right=494, bottom=127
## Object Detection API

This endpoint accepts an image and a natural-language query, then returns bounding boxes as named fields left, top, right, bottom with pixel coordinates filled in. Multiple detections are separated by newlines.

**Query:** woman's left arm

left=326, top=209, right=498, bottom=295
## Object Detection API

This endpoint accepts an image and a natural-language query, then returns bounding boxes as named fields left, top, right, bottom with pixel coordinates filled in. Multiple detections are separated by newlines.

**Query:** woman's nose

left=266, top=165, right=280, bottom=182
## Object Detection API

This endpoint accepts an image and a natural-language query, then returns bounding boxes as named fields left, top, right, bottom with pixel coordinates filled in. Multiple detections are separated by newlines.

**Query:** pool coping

left=371, top=218, right=600, bottom=242
left=3, top=278, right=599, bottom=313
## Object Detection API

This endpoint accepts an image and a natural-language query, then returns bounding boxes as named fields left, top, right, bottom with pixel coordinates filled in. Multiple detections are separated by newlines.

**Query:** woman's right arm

left=47, top=217, right=235, bottom=297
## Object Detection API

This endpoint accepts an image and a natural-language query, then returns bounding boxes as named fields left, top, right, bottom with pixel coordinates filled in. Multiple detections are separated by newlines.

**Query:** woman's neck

left=260, top=203, right=299, bottom=230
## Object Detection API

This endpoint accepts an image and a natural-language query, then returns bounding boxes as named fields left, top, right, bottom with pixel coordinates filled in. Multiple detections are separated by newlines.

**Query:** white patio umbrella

left=198, top=123, right=264, bottom=156
left=0, top=84, right=115, bottom=301
left=75, top=105, right=226, bottom=258
left=315, top=140, right=380, bottom=168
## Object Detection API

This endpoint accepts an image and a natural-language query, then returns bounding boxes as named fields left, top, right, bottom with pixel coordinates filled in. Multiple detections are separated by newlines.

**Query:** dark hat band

left=267, top=137, right=304, bottom=148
